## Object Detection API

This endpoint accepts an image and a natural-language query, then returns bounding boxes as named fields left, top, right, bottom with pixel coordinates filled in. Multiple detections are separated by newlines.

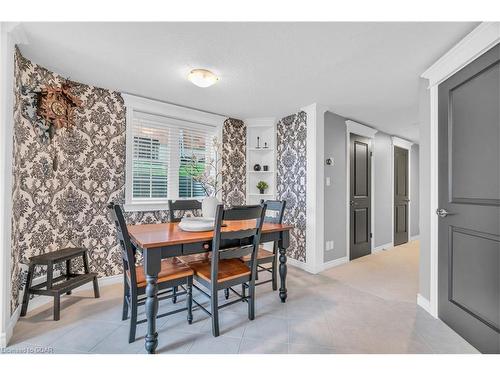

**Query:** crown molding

left=421, top=22, right=499, bottom=87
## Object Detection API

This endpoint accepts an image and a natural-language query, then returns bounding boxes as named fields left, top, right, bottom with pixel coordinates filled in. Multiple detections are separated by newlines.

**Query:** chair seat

left=130, top=257, right=193, bottom=288
left=190, top=259, right=251, bottom=283
left=178, top=253, right=211, bottom=265
left=241, top=247, right=274, bottom=263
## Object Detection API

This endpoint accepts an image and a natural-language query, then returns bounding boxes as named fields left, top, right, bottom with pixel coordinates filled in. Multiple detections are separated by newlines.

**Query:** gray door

left=438, top=44, right=499, bottom=354
left=350, top=134, right=372, bottom=260
left=394, top=146, right=409, bottom=246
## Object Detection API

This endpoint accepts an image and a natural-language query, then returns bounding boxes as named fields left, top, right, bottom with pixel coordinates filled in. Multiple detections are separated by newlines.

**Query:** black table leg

left=278, top=230, right=290, bottom=303
left=144, top=249, right=161, bottom=354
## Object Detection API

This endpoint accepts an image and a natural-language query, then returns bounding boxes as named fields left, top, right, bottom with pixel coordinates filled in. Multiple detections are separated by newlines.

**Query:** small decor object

left=257, top=181, right=269, bottom=194
left=326, top=157, right=334, bottom=166
left=263, top=165, right=269, bottom=171
left=37, top=82, right=83, bottom=132
left=264, top=142, right=268, bottom=149
left=253, top=163, right=261, bottom=171
left=185, top=136, right=222, bottom=218
left=256, top=136, right=261, bottom=149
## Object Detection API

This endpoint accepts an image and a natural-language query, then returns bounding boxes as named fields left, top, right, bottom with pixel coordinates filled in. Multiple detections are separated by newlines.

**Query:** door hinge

left=370, top=232, right=373, bottom=238
left=370, top=151, right=373, bottom=157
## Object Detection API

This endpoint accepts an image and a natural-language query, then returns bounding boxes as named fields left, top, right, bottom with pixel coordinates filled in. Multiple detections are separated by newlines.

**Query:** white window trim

left=122, top=94, right=225, bottom=212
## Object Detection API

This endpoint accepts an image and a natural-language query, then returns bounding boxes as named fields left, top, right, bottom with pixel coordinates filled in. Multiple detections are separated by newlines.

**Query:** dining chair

left=108, top=202, right=194, bottom=343
left=185, top=204, right=266, bottom=337
left=167, top=199, right=210, bottom=287
left=241, top=199, right=286, bottom=291
left=224, top=199, right=286, bottom=299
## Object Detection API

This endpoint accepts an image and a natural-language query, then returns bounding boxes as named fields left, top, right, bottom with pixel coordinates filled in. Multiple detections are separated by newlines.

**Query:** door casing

left=420, top=23, right=500, bottom=318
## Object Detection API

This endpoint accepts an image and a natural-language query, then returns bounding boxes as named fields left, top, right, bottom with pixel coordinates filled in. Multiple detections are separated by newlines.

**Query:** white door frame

left=391, top=136, right=413, bottom=247
left=345, top=120, right=377, bottom=261
left=420, top=22, right=499, bottom=318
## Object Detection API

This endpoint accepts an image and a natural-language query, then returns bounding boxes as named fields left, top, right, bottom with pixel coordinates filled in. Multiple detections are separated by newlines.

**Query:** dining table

left=127, top=220, right=293, bottom=354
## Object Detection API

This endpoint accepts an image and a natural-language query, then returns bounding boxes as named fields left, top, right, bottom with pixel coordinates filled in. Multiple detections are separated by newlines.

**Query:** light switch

left=326, top=177, right=331, bottom=186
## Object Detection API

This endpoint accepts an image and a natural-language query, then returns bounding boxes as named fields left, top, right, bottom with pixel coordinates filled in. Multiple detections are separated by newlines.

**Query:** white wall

left=418, top=79, right=431, bottom=301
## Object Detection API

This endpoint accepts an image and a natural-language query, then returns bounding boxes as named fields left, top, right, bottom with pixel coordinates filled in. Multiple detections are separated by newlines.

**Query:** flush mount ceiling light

left=187, top=69, right=219, bottom=88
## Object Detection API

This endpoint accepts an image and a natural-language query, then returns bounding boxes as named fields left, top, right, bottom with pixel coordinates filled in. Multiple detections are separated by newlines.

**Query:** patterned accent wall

left=276, top=111, right=307, bottom=262
left=221, top=118, right=246, bottom=206
left=10, top=49, right=127, bottom=314
left=10, top=50, right=206, bottom=315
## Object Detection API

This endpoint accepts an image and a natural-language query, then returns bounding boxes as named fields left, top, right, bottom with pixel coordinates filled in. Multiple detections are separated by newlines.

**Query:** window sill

left=123, top=202, right=170, bottom=212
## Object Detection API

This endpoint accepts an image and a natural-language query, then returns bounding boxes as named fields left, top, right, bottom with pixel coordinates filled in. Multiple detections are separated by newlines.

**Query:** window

left=125, top=102, right=220, bottom=211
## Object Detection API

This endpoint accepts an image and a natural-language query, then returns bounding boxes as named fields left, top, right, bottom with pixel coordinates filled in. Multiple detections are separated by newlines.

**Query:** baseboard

left=1, top=273, right=122, bottom=348
left=372, top=242, right=393, bottom=253
left=317, top=256, right=348, bottom=272
left=417, top=293, right=433, bottom=315
left=286, top=257, right=315, bottom=273
left=0, top=304, right=20, bottom=348
left=410, top=235, right=421, bottom=241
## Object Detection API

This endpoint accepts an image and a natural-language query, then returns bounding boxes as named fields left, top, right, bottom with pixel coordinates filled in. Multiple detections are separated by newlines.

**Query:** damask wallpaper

left=221, top=118, right=246, bottom=206
left=276, top=112, right=307, bottom=262
left=10, top=49, right=244, bottom=315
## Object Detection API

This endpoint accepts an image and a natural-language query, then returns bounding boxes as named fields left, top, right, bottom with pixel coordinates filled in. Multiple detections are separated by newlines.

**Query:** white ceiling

left=18, top=22, right=478, bottom=142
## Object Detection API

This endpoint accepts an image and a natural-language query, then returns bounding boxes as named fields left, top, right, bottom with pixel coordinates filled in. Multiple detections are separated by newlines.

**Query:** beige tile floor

left=4, top=240, right=479, bottom=354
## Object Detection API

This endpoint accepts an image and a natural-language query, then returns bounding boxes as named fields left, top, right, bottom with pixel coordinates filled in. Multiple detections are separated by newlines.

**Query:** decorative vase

left=259, top=188, right=265, bottom=194
left=202, top=196, right=219, bottom=218
left=253, top=164, right=261, bottom=171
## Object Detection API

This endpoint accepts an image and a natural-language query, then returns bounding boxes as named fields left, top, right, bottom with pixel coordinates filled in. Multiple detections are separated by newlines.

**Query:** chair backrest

left=211, top=204, right=267, bottom=286
left=168, top=199, right=202, bottom=222
left=260, top=199, right=286, bottom=224
left=107, top=202, right=137, bottom=287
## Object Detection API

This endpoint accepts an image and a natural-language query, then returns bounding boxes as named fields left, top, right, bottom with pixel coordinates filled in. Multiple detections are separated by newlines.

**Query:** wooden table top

left=128, top=220, right=293, bottom=249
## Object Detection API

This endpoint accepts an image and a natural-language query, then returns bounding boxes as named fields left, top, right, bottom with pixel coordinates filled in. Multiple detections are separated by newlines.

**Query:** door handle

left=436, top=208, right=456, bottom=218
left=350, top=200, right=357, bottom=206
left=404, top=199, right=410, bottom=202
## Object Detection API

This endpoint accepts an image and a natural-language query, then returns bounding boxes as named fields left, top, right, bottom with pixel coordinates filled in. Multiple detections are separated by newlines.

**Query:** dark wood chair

left=108, top=202, right=194, bottom=343
left=224, top=200, right=286, bottom=299
left=185, top=204, right=266, bottom=337
left=168, top=199, right=202, bottom=222
left=241, top=200, right=286, bottom=291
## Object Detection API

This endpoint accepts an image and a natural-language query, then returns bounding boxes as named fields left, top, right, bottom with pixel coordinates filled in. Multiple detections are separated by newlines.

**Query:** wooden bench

left=20, top=247, right=100, bottom=320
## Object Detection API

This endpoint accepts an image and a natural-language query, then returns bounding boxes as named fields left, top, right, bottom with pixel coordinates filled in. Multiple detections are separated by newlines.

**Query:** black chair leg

left=248, top=281, right=255, bottom=321
left=241, top=283, right=246, bottom=299
left=211, top=289, right=220, bottom=337
left=186, top=278, right=193, bottom=324
left=172, top=286, right=178, bottom=304
left=129, top=295, right=138, bottom=343
left=122, top=279, right=129, bottom=321
left=224, top=288, right=229, bottom=300
left=20, top=264, right=35, bottom=317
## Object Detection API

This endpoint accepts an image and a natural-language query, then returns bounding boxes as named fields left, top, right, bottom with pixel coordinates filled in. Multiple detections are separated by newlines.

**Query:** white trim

left=420, top=22, right=499, bottom=319
left=1, top=305, right=20, bottom=348
left=391, top=136, right=413, bottom=249
left=243, top=117, right=276, bottom=128
left=316, top=257, right=348, bottom=272
left=422, top=22, right=500, bottom=87
left=301, top=103, right=327, bottom=274
left=410, top=235, right=421, bottom=242
left=372, top=242, right=393, bottom=253
left=417, top=293, right=434, bottom=316
left=345, top=120, right=378, bottom=139
left=0, top=22, right=28, bottom=349
left=345, top=121, right=377, bottom=261
left=286, top=257, right=315, bottom=273
left=122, top=93, right=225, bottom=211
